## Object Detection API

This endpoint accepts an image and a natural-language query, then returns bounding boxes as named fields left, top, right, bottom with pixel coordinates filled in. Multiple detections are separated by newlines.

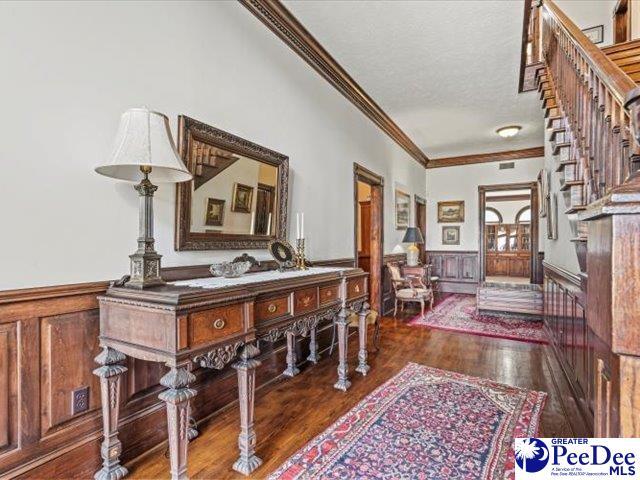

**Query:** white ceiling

left=284, top=0, right=544, bottom=159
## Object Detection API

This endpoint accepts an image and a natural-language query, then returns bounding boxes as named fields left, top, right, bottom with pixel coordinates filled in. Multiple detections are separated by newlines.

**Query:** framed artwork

left=547, top=193, right=558, bottom=240
left=442, top=226, right=460, bottom=245
left=582, top=25, right=604, bottom=44
left=395, top=189, right=411, bottom=230
left=231, top=183, right=254, bottom=213
left=267, top=239, right=296, bottom=270
left=537, top=169, right=548, bottom=217
left=438, top=200, right=465, bottom=223
left=204, top=198, right=225, bottom=226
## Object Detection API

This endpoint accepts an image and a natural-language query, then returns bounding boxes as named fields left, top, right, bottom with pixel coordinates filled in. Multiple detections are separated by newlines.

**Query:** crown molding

left=239, top=0, right=429, bottom=168
left=427, top=146, right=545, bottom=169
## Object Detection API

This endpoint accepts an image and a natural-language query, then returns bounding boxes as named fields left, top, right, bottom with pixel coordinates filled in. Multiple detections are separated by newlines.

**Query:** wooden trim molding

left=239, top=0, right=429, bottom=168
left=427, top=147, right=545, bottom=169
left=486, top=194, right=531, bottom=202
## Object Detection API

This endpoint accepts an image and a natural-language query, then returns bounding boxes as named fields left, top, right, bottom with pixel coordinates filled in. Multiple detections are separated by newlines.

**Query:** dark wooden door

left=416, top=200, right=426, bottom=263
left=255, top=183, right=275, bottom=235
left=358, top=201, right=371, bottom=274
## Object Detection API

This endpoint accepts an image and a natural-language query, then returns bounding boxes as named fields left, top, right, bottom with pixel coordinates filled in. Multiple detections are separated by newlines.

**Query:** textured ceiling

left=284, top=0, right=544, bottom=158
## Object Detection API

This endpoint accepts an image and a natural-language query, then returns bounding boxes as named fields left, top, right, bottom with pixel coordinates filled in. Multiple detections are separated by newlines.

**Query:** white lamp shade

left=95, top=108, right=193, bottom=183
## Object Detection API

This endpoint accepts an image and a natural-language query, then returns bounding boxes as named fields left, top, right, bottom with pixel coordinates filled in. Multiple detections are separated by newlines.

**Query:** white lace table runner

left=171, top=267, right=348, bottom=290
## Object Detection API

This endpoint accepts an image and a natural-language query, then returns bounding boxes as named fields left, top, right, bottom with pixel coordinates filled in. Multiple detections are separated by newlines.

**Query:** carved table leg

left=283, top=331, right=300, bottom=377
left=158, top=362, right=197, bottom=480
left=186, top=363, right=198, bottom=441
left=355, top=302, right=371, bottom=376
left=93, top=347, right=128, bottom=480
left=334, top=307, right=351, bottom=391
left=306, top=325, right=320, bottom=364
left=232, top=344, right=263, bottom=475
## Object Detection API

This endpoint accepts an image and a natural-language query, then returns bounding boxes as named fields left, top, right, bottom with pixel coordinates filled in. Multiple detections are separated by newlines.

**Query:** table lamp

left=95, top=108, right=193, bottom=289
left=402, top=227, right=424, bottom=267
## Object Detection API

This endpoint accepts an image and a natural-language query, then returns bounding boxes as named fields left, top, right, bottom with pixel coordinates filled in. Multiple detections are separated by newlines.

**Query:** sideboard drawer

left=319, top=284, right=340, bottom=306
left=189, top=304, right=244, bottom=347
left=347, top=277, right=365, bottom=299
left=256, top=295, right=290, bottom=321
left=294, top=287, right=318, bottom=314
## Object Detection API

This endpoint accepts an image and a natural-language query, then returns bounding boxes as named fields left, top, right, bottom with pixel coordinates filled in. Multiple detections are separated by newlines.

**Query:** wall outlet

left=71, top=386, right=90, bottom=415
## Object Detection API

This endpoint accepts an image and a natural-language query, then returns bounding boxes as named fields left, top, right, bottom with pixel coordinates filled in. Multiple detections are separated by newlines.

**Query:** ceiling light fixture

left=496, top=125, right=522, bottom=138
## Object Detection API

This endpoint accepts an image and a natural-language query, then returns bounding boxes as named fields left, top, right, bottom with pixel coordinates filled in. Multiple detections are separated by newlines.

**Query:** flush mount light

left=496, top=125, right=522, bottom=138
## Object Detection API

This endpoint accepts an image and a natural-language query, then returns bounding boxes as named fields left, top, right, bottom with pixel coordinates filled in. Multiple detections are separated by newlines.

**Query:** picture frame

left=582, top=25, right=603, bottom=45
left=438, top=200, right=465, bottom=223
left=537, top=169, right=548, bottom=218
left=442, top=226, right=460, bottom=245
left=204, top=198, right=225, bottom=227
left=395, top=189, right=411, bottom=230
left=231, top=183, right=254, bottom=213
left=547, top=193, right=558, bottom=240
left=267, top=239, right=296, bottom=270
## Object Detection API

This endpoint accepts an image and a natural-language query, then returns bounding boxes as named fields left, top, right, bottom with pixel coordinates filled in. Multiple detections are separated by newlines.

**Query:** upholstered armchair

left=387, top=263, right=434, bottom=319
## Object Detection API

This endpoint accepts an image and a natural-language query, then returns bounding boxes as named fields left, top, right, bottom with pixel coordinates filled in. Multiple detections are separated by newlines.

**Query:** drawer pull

left=268, top=303, right=278, bottom=314
left=354, top=284, right=360, bottom=293
left=212, top=318, right=226, bottom=330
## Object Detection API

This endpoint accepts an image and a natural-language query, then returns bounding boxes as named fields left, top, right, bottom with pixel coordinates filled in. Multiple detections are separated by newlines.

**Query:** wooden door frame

left=414, top=194, right=427, bottom=263
left=354, top=163, right=384, bottom=314
left=478, top=181, right=539, bottom=283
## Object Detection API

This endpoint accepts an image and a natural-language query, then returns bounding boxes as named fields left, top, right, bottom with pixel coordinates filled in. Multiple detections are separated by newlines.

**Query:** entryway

left=354, top=163, right=384, bottom=314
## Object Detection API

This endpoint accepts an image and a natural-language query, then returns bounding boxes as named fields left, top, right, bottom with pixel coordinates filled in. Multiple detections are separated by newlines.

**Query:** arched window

left=516, top=206, right=531, bottom=223
left=485, top=207, right=503, bottom=223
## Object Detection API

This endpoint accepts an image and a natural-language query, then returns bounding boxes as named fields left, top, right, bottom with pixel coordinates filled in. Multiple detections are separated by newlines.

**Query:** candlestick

left=295, top=238, right=308, bottom=270
left=266, top=213, right=272, bottom=236
left=249, top=211, right=255, bottom=235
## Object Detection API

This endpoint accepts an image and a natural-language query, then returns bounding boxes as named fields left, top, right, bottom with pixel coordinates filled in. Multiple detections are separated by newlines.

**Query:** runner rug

left=268, top=362, right=547, bottom=480
left=408, top=293, right=547, bottom=344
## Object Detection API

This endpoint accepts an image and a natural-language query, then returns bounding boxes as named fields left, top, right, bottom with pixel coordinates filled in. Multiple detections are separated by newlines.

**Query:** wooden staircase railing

left=527, top=0, right=640, bottom=270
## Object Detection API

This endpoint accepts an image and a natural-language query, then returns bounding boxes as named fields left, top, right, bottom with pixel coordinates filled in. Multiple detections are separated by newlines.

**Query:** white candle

left=266, top=213, right=272, bottom=236
left=296, top=213, right=300, bottom=240
left=301, top=212, right=304, bottom=239
left=249, top=211, right=255, bottom=235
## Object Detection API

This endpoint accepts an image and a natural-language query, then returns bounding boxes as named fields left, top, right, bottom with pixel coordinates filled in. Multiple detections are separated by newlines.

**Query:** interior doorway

left=478, top=182, right=539, bottom=284
left=414, top=195, right=426, bottom=264
left=354, top=163, right=384, bottom=315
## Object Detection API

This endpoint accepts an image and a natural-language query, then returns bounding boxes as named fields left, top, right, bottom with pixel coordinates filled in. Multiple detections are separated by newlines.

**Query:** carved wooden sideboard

left=94, top=267, right=368, bottom=480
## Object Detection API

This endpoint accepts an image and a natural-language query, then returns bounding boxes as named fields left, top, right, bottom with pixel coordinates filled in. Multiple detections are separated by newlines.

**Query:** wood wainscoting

left=0, top=258, right=355, bottom=479
left=543, top=262, right=593, bottom=435
left=426, top=251, right=479, bottom=294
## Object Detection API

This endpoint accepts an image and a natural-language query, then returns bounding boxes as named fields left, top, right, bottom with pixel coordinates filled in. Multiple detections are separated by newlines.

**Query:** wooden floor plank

left=127, top=309, right=580, bottom=479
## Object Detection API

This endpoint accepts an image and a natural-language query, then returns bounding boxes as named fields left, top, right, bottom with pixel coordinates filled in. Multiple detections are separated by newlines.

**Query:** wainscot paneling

left=0, top=259, right=356, bottom=479
left=543, top=261, right=593, bottom=435
left=426, top=251, right=479, bottom=294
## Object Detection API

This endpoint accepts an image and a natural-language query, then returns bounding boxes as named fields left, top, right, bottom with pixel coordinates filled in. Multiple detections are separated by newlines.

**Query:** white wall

left=425, top=157, right=544, bottom=251
left=556, top=0, right=617, bottom=47
left=0, top=1, right=426, bottom=290
left=487, top=199, right=530, bottom=224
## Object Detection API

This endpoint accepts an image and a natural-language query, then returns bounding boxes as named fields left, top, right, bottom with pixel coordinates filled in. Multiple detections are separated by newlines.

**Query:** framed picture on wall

left=395, top=189, right=411, bottom=230
left=547, top=193, right=558, bottom=240
left=537, top=169, right=548, bottom=218
left=231, top=183, right=254, bottom=213
left=437, top=200, right=464, bottom=223
left=582, top=25, right=604, bottom=44
left=204, top=198, right=225, bottom=226
left=442, top=226, right=460, bottom=245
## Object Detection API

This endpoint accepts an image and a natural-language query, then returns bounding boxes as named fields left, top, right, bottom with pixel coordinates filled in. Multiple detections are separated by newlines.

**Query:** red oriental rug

left=268, top=363, right=547, bottom=480
left=408, top=294, right=548, bottom=344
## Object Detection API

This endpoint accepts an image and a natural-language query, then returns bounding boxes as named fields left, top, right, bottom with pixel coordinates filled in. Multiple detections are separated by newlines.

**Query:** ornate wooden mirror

left=175, top=116, right=289, bottom=250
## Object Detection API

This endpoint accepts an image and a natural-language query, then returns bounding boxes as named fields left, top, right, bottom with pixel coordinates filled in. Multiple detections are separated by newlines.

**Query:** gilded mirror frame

left=175, top=115, right=289, bottom=250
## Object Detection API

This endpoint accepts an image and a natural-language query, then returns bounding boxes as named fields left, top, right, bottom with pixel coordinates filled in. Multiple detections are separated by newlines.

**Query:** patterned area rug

left=408, top=294, right=548, bottom=344
left=268, top=363, right=546, bottom=480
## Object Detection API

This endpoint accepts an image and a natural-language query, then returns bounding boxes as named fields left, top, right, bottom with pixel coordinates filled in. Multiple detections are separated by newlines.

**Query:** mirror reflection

left=189, top=140, right=278, bottom=236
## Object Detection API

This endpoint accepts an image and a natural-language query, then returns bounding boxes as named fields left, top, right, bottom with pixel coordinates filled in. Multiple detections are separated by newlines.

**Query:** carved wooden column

left=355, top=302, right=370, bottom=375
left=333, top=307, right=351, bottom=391
left=158, top=362, right=197, bottom=480
left=306, top=326, right=320, bottom=364
left=232, top=343, right=263, bottom=475
left=283, top=331, right=300, bottom=377
left=93, top=347, right=128, bottom=480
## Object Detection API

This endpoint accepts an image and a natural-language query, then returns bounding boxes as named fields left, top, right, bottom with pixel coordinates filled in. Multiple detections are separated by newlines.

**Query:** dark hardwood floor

left=127, top=309, right=586, bottom=479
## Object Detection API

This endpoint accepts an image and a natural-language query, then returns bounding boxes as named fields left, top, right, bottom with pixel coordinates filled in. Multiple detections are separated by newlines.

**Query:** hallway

left=127, top=310, right=587, bottom=479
